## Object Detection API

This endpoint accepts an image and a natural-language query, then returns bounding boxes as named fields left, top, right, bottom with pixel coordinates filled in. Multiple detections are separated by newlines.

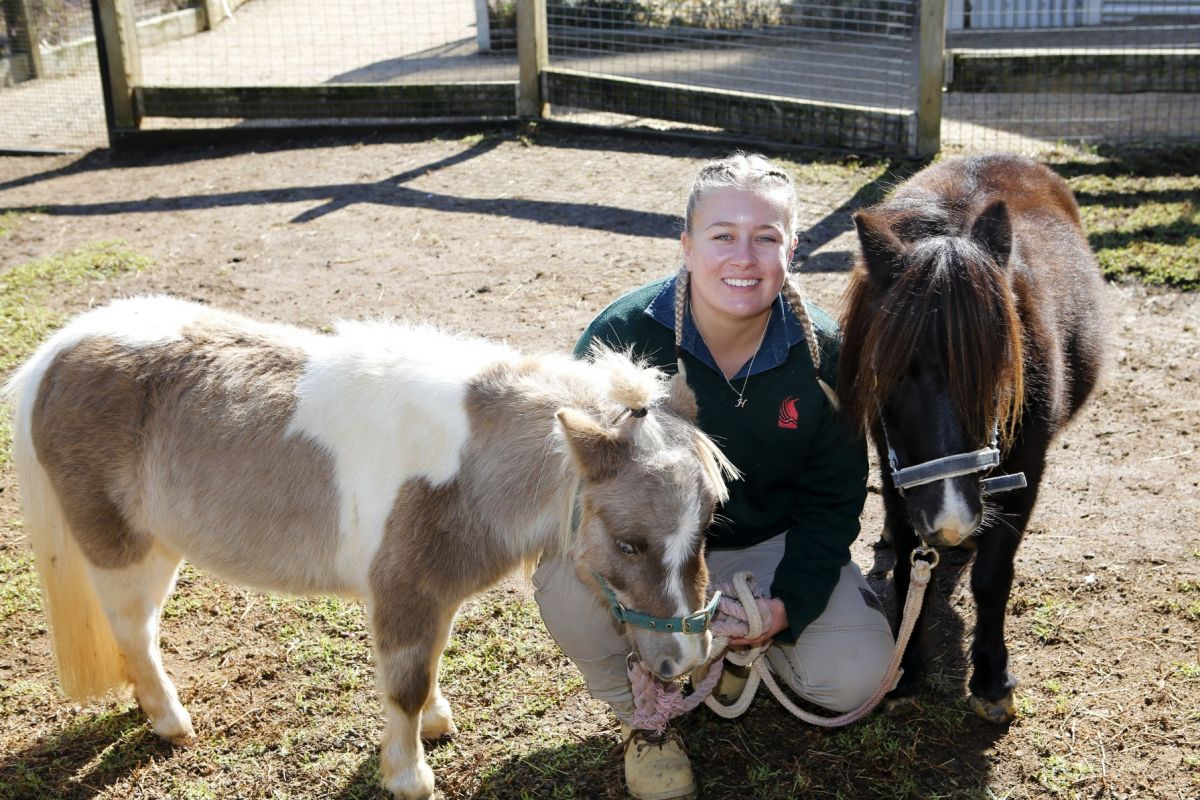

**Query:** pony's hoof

left=881, top=695, right=920, bottom=717
left=419, top=714, right=457, bottom=740
left=385, top=761, right=435, bottom=800
left=151, top=712, right=196, bottom=745
left=969, top=691, right=1017, bottom=724
left=420, top=697, right=457, bottom=739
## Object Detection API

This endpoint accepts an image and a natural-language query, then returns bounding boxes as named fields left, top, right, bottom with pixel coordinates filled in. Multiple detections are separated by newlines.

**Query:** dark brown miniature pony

left=838, top=154, right=1105, bottom=723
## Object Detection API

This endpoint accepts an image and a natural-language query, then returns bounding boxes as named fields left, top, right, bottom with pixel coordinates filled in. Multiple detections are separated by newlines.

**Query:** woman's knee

left=769, top=624, right=895, bottom=713
left=812, top=628, right=897, bottom=712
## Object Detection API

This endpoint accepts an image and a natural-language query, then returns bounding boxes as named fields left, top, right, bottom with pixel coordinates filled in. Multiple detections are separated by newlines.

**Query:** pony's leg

left=373, top=603, right=455, bottom=800
left=967, top=522, right=1022, bottom=723
left=88, top=543, right=193, bottom=743
left=968, top=451, right=1044, bottom=724
left=419, top=661, right=456, bottom=740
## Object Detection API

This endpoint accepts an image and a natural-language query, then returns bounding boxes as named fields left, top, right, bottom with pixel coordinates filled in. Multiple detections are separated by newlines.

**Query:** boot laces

left=629, top=726, right=687, bottom=755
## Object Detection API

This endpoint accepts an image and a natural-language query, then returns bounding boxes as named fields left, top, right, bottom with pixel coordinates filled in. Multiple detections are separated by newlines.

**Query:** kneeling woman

left=534, top=153, right=895, bottom=800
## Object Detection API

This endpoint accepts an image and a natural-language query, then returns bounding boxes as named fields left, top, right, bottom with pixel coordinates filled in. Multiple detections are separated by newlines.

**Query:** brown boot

left=621, top=724, right=697, bottom=800
left=714, top=661, right=751, bottom=704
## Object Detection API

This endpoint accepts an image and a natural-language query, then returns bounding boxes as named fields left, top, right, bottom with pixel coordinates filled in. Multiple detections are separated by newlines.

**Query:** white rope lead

left=629, top=556, right=936, bottom=731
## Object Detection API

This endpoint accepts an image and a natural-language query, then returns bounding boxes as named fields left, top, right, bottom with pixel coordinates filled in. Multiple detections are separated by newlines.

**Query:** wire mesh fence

left=1, top=0, right=519, bottom=150
left=942, top=0, right=1200, bottom=152
left=2, top=0, right=1199, bottom=154
left=2, top=0, right=107, bottom=150
left=542, top=0, right=921, bottom=154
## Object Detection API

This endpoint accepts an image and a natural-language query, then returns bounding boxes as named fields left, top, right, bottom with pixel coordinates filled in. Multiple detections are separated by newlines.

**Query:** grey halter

left=882, top=421, right=1027, bottom=496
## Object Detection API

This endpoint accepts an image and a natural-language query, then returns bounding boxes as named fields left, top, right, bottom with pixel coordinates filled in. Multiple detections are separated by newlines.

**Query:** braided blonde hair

left=675, top=153, right=839, bottom=409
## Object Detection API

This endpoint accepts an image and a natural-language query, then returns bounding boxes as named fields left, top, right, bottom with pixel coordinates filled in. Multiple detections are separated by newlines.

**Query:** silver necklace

left=697, top=312, right=771, bottom=409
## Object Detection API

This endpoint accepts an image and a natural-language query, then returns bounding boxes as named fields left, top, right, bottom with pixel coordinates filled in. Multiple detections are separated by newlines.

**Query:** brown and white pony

left=5, top=296, right=733, bottom=800
left=839, top=154, right=1105, bottom=723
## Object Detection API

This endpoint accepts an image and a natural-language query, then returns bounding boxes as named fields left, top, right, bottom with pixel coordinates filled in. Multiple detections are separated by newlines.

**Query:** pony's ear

left=556, top=408, right=628, bottom=482
left=853, top=210, right=905, bottom=285
left=664, top=364, right=699, bottom=421
left=971, top=199, right=1012, bottom=269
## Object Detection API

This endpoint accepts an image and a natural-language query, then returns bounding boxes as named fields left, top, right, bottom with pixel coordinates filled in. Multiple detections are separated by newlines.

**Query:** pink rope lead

left=627, top=575, right=775, bottom=734
left=628, top=556, right=936, bottom=732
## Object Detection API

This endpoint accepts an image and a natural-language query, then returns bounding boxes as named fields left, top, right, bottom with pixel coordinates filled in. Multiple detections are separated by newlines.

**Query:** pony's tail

left=6, top=361, right=129, bottom=701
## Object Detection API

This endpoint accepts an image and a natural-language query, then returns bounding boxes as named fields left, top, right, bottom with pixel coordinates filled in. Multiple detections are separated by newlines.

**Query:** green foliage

left=0, top=211, right=21, bottom=238
left=487, top=0, right=517, bottom=28
left=0, top=550, right=41, bottom=622
left=545, top=0, right=783, bottom=31
left=1036, top=754, right=1093, bottom=795
left=1172, top=661, right=1200, bottom=679
left=1030, top=597, right=1076, bottom=644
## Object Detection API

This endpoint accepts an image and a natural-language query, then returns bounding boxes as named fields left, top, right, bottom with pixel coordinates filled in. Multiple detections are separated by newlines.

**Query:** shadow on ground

left=464, top=542, right=1009, bottom=800
left=0, top=707, right=173, bottom=800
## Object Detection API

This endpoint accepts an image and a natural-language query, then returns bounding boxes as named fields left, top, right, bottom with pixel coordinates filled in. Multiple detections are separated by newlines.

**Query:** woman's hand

left=727, top=597, right=788, bottom=648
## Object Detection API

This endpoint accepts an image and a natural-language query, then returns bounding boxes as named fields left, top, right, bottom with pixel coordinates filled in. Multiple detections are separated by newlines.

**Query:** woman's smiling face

left=682, top=186, right=796, bottom=329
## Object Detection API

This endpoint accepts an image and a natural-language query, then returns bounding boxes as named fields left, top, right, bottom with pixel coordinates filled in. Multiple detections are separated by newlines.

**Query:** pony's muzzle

left=632, top=629, right=711, bottom=682
left=910, top=476, right=983, bottom=547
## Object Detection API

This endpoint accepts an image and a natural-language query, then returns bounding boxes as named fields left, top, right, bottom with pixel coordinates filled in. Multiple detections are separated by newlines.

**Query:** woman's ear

left=680, top=230, right=692, bottom=264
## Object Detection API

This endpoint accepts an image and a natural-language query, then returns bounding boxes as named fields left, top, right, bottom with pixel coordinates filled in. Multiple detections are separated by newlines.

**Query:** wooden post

left=916, top=0, right=947, bottom=158
left=7, top=0, right=44, bottom=78
left=474, top=0, right=491, bottom=51
left=516, top=0, right=547, bottom=118
left=95, top=0, right=142, bottom=129
left=202, top=0, right=224, bottom=30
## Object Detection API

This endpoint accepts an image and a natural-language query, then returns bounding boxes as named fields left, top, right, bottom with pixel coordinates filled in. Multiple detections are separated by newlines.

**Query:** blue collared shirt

left=643, top=275, right=810, bottom=379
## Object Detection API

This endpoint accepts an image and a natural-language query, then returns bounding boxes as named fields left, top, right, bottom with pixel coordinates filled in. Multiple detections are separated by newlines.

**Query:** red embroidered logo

left=777, top=397, right=799, bottom=429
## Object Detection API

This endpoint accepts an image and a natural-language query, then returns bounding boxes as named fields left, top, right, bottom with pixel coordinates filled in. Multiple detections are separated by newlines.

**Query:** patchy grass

left=0, top=211, right=22, bottom=239
left=1049, top=144, right=1200, bottom=289
left=0, top=240, right=150, bottom=372
left=1036, top=754, right=1094, bottom=795
left=0, top=240, right=148, bottom=471
left=0, top=139, right=1197, bottom=800
left=1023, top=596, right=1077, bottom=645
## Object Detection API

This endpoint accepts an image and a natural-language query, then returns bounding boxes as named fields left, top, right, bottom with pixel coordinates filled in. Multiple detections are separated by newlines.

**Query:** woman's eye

left=615, top=540, right=639, bottom=556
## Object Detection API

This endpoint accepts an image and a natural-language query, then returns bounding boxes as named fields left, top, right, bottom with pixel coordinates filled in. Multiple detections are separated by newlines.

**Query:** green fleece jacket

left=574, top=277, right=868, bottom=642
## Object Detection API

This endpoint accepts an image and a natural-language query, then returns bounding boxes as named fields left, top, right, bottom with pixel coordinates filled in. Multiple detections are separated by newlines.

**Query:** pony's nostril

left=657, top=658, right=681, bottom=681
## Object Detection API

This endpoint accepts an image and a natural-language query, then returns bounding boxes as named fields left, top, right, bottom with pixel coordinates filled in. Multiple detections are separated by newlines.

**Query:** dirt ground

left=0, top=129, right=1197, bottom=799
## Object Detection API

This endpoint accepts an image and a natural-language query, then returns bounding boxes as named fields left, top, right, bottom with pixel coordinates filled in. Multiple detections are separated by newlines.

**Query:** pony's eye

left=615, top=539, right=640, bottom=556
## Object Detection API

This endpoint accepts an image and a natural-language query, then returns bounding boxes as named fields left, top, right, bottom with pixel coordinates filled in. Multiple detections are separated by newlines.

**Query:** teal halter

left=592, top=572, right=721, bottom=634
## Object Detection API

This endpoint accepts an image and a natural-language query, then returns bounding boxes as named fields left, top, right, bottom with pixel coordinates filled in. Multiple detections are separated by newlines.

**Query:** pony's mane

left=840, top=226, right=1025, bottom=449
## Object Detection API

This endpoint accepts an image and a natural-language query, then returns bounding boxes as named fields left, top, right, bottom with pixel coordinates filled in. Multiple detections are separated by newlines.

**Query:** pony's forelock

left=841, top=234, right=1024, bottom=449
left=585, top=342, right=668, bottom=413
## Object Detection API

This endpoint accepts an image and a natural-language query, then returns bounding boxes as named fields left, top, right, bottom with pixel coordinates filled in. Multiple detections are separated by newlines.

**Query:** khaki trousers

left=533, top=531, right=895, bottom=725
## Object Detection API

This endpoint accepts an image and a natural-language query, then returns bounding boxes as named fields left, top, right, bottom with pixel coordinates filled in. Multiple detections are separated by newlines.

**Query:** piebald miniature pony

left=6, top=296, right=733, bottom=799
left=839, top=154, right=1105, bottom=723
